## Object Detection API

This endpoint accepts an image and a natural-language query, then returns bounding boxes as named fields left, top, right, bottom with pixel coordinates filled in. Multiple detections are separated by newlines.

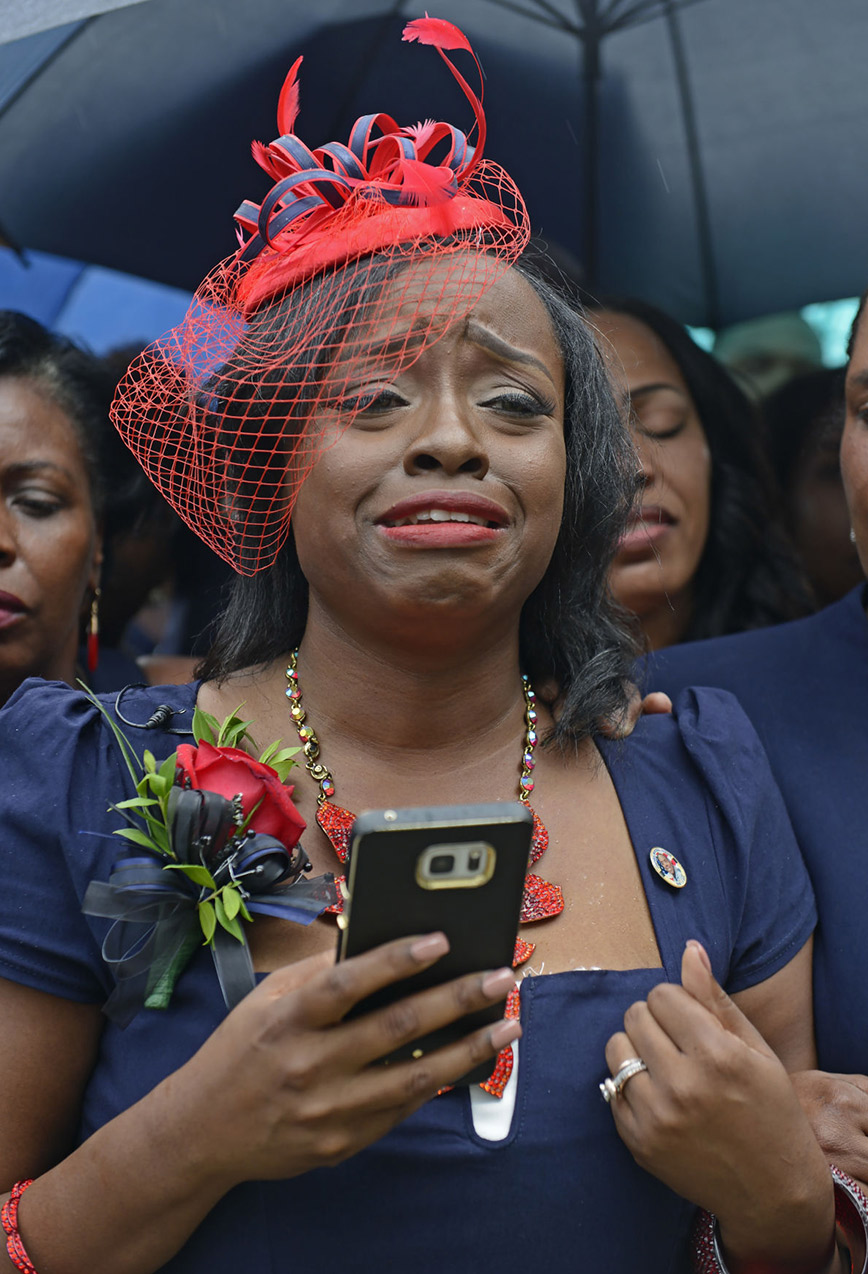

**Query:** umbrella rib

left=603, top=0, right=707, bottom=34
left=478, top=0, right=580, bottom=33
left=479, top=0, right=706, bottom=36
left=515, top=0, right=579, bottom=25
left=606, top=0, right=708, bottom=33
left=0, top=17, right=91, bottom=122
left=662, top=0, right=721, bottom=327
left=0, top=16, right=94, bottom=256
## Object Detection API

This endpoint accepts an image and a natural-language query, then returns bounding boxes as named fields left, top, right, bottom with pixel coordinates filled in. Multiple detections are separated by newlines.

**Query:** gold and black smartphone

left=338, top=801, right=532, bottom=1084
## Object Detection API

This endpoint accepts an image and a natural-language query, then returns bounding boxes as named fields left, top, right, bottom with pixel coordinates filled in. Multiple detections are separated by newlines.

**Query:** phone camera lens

left=467, top=851, right=482, bottom=871
left=430, top=854, right=454, bottom=875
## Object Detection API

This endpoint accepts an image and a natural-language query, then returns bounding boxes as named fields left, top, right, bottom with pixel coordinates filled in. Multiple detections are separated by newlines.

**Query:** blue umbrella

left=0, top=0, right=865, bottom=326
left=0, top=245, right=191, bottom=351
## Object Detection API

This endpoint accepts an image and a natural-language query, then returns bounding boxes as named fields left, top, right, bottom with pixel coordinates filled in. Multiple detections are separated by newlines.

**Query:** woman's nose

left=633, top=431, right=659, bottom=489
left=0, top=507, right=17, bottom=565
left=403, top=401, right=489, bottom=478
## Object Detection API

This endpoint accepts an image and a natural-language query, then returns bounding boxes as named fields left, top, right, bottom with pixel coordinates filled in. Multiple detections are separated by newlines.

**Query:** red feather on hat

left=395, top=156, right=455, bottom=206
left=402, top=16, right=485, bottom=176
left=276, top=56, right=303, bottom=137
left=401, top=15, right=474, bottom=54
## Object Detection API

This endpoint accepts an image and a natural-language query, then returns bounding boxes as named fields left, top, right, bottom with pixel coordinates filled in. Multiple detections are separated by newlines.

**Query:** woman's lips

left=375, top=490, right=509, bottom=547
left=617, top=507, right=675, bottom=555
left=0, top=591, right=27, bottom=630
left=379, top=522, right=501, bottom=546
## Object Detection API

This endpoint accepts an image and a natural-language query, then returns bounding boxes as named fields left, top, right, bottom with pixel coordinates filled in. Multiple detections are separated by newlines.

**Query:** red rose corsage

left=82, top=695, right=336, bottom=1025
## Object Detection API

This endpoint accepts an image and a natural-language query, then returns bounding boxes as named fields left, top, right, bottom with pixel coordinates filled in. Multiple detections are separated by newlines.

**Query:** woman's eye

left=346, top=388, right=408, bottom=414
left=12, top=493, right=63, bottom=518
left=636, top=416, right=687, bottom=441
left=480, top=391, right=553, bottom=417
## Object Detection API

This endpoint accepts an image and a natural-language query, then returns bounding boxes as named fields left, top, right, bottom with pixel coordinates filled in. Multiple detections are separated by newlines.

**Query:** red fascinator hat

left=111, top=17, right=530, bottom=575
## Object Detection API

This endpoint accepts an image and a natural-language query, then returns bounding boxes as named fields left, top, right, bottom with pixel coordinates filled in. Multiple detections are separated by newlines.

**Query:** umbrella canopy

left=1, top=0, right=866, bottom=327
left=0, top=245, right=191, bottom=351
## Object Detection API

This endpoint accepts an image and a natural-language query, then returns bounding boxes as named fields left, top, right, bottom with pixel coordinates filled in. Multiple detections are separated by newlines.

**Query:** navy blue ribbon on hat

left=235, top=117, right=472, bottom=265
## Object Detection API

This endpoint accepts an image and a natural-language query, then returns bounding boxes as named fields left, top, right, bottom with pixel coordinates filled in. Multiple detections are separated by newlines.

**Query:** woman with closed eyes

left=0, top=311, right=106, bottom=705
left=588, top=298, right=811, bottom=649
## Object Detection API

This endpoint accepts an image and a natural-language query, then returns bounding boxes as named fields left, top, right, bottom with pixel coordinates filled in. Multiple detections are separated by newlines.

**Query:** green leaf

left=158, top=752, right=178, bottom=783
left=192, top=705, right=219, bottom=746
left=144, top=772, right=171, bottom=798
left=141, top=815, right=172, bottom=856
left=198, top=900, right=217, bottom=944
left=114, top=796, right=160, bottom=811
left=77, top=681, right=144, bottom=787
left=114, top=826, right=162, bottom=851
left=143, top=749, right=157, bottom=774
left=222, top=887, right=241, bottom=921
left=257, top=739, right=281, bottom=766
left=222, top=719, right=255, bottom=750
left=216, top=704, right=250, bottom=748
left=238, top=896, right=253, bottom=923
left=164, top=863, right=216, bottom=888
left=258, top=744, right=299, bottom=782
left=215, top=894, right=245, bottom=943
left=271, top=759, right=299, bottom=784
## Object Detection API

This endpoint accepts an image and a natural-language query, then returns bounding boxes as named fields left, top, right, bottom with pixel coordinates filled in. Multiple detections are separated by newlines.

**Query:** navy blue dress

left=648, top=586, right=868, bottom=1074
left=0, top=679, right=815, bottom=1273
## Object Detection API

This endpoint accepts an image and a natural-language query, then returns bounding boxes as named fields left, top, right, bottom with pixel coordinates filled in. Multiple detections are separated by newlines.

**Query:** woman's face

left=841, top=311, right=868, bottom=581
left=0, top=378, right=102, bottom=690
left=291, top=262, right=567, bottom=641
left=787, top=418, right=863, bottom=606
left=594, top=311, right=712, bottom=641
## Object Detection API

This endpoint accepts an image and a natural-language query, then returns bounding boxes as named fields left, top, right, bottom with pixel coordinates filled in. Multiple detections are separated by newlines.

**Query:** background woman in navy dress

left=649, top=287, right=868, bottom=1189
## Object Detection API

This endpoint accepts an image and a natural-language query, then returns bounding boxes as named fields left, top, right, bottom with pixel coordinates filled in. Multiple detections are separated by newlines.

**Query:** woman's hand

left=597, top=684, right=672, bottom=740
left=604, top=941, right=836, bottom=1274
left=168, top=932, right=519, bottom=1187
left=9, top=934, right=519, bottom=1274
left=793, top=1070, right=868, bottom=1192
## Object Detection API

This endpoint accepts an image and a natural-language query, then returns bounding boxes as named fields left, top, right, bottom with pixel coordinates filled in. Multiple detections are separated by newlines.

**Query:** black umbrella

left=1, top=0, right=866, bottom=326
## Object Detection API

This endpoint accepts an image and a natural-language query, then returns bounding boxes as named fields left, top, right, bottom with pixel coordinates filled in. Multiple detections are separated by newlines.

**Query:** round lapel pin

left=649, top=847, right=687, bottom=889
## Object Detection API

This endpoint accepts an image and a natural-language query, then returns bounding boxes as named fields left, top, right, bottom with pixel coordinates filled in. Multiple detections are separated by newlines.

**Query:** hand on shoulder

left=597, top=683, right=673, bottom=740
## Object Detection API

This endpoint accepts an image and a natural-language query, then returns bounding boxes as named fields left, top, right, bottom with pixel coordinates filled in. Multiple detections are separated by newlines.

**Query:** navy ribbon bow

left=83, top=788, right=336, bottom=1026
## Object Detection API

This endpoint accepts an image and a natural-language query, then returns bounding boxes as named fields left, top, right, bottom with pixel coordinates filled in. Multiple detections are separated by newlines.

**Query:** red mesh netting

left=110, top=19, right=530, bottom=575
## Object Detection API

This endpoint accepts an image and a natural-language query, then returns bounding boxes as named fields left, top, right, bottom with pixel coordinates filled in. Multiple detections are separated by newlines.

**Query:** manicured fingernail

left=489, top=1019, right=521, bottom=1050
left=409, top=932, right=449, bottom=962
left=687, top=939, right=712, bottom=973
left=481, top=968, right=515, bottom=998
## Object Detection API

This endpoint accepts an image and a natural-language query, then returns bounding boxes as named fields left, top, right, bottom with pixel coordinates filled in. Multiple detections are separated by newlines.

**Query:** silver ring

left=599, top=1057, right=648, bottom=1103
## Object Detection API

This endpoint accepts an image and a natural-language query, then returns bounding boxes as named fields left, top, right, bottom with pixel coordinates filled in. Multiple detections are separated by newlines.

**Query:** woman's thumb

left=681, top=940, right=775, bottom=1058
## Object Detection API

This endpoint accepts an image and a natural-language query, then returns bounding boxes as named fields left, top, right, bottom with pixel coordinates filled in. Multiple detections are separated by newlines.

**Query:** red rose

left=175, top=742, right=306, bottom=849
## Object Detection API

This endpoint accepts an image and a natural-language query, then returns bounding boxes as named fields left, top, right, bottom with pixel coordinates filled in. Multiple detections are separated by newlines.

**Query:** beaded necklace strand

left=283, top=649, right=561, bottom=925
left=286, top=650, right=540, bottom=807
left=283, top=651, right=564, bottom=1098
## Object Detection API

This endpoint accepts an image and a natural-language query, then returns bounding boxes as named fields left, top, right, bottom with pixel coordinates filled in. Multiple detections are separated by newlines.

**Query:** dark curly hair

left=0, top=310, right=114, bottom=516
left=583, top=296, right=813, bottom=640
left=197, top=253, right=641, bottom=743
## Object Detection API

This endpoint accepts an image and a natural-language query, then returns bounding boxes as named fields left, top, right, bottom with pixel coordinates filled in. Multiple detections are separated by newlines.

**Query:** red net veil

left=111, top=18, right=530, bottom=575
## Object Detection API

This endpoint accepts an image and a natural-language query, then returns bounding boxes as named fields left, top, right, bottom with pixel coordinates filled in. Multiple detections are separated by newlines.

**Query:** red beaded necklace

left=284, top=652, right=563, bottom=1096
left=284, top=651, right=563, bottom=933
